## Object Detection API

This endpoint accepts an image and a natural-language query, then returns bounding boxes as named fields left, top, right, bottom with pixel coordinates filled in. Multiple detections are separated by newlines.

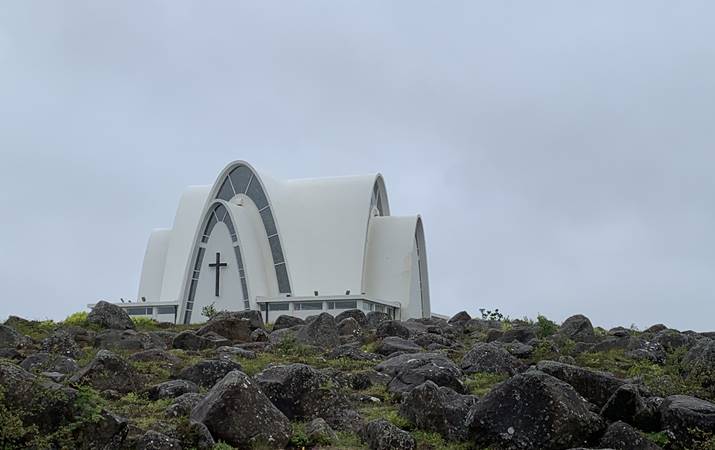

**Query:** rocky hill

left=0, top=302, right=713, bottom=449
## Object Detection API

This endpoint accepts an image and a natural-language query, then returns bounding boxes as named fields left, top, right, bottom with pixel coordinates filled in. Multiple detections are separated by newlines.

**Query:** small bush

left=201, top=302, right=218, bottom=320
left=535, top=315, right=558, bottom=338
left=63, top=311, right=89, bottom=327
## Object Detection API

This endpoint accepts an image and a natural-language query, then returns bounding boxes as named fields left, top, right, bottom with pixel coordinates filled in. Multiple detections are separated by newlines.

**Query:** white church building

left=118, top=161, right=430, bottom=324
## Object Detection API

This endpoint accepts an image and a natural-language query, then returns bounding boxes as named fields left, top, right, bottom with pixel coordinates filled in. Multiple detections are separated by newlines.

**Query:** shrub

left=63, top=311, right=89, bottom=327
left=464, top=372, right=508, bottom=396
left=201, top=302, right=218, bottom=320
left=479, top=308, right=506, bottom=322
left=535, top=315, right=558, bottom=338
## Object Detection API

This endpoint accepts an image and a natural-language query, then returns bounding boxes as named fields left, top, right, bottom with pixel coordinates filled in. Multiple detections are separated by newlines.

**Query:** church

left=119, top=161, right=430, bottom=324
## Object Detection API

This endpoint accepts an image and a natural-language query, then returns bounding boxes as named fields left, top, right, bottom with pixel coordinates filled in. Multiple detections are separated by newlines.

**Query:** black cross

left=208, top=252, right=228, bottom=297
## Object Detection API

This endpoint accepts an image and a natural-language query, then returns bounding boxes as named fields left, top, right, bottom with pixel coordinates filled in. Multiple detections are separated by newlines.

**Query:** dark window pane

left=127, top=307, right=149, bottom=315
left=188, top=279, right=198, bottom=301
left=260, top=208, right=277, bottom=237
left=259, top=304, right=267, bottom=311
left=275, top=263, right=291, bottom=294
left=240, top=277, right=248, bottom=300
left=217, top=176, right=234, bottom=201
left=244, top=300, right=250, bottom=310
left=246, top=179, right=268, bottom=210
left=233, top=246, right=243, bottom=269
left=194, top=248, right=205, bottom=271
left=333, top=300, right=357, bottom=309
left=269, top=235, right=284, bottom=264
left=214, top=204, right=228, bottom=222
left=224, top=214, right=236, bottom=237
left=157, top=306, right=176, bottom=314
left=184, top=310, right=192, bottom=324
left=296, top=302, right=322, bottom=310
left=203, top=211, right=218, bottom=236
left=268, top=302, right=289, bottom=311
left=229, top=166, right=253, bottom=194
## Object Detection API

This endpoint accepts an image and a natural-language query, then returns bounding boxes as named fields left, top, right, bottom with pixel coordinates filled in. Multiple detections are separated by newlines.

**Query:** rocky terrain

left=0, top=302, right=713, bottom=449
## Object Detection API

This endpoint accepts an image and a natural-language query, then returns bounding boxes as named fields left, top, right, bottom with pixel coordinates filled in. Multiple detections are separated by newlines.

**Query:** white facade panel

left=137, top=229, right=171, bottom=302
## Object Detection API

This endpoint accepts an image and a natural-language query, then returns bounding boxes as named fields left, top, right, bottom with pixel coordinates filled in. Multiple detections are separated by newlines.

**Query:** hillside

left=0, top=302, right=713, bottom=449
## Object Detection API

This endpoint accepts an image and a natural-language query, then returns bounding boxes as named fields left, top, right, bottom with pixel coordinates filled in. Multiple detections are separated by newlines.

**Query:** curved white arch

left=207, top=161, right=293, bottom=295
left=178, top=200, right=252, bottom=323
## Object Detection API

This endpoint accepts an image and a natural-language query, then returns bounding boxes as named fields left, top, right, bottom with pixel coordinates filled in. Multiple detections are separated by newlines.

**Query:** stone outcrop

left=400, top=380, right=477, bottom=441
left=191, top=370, right=291, bottom=448
left=87, top=300, right=135, bottom=330
left=461, top=342, right=523, bottom=375
left=468, top=370, right=605, bottom=449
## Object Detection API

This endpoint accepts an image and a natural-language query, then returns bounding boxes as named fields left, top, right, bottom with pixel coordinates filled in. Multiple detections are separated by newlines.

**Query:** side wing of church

left=124, top=161, right=430, bottom=324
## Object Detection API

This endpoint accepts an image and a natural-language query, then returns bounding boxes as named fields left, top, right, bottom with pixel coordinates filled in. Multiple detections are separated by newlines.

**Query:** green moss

left=131, top=360, right=172, bottom=385
left=464, top=373, right=508, bottom=397
left=359, top=405, right=411, bottom=430
left=334, top=431, right=367, bottom=449
left=9, top=319, right=57, bottom=341
left=411, top=430, right=475, bottom=449
left=63, top=311, right=90, bottom=327
left=574, top=349, right=634, bottom=377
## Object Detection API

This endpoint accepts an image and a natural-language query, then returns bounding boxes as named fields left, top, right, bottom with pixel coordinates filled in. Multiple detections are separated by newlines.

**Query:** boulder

left=172, top=331, right=223, bottom=351
left=375, top=320, right=410, bottom=339
left=412, top=332, right=455, bottom=349
left=20, top=352, right=79, bottom=374
left=598, top=421, right=662, bottom=450
left=0, top=324, right=31, bottom=349
left=375, top=352, right=465, bottom=395
left=682, top=338, right=715, bottom=376
left=644, top=324, right=668, bottom=334
left=400, top=381, right=478, bottom=441
left=250, top=328, right=269, bottom=342
left=215, top=346, right=257, bottom=359
left=71, top=409, right=129, bottom=449
left=653, top=329, right=694, bottom=352
left=41, top=329, right=81, bottom=358
left=147, top=379, right=199, bottom=400
left=328, top=344, right=381, bottom=361
left=626, top=339, right=666, bottom=364
left=272, top=314, right=304, bottom=331
left=165, top=393, right=205, bottom=417
left=600, top=384, right=648, bottom=425
left=560, top=314, right=595, bottom=342
left=365, top=311, right=390, bottom=328
left=185, top=421, right=215, bottom=450
left=268, top=327, right=300, bottom=346
left=129, top=349, right=182, bottom=367
left=0, top=360, right=78, bottom=432
left=94, top=329, right=166, bottom=351
left=87, top=300, right=135, bottom=330
left=500, top=341, right=534, bottom=358
left=536, top=360, right=625, bottom=407
left=376, top=336, right=422, bottom=356
left=210, top=310, right=264, bottom=330
left=305, top=417, right=338, bottom=446
left=447, top=311, right=472, bottom=326
left=69, top=349, right=140, bottom=393
left=362, top=419, right=416, bottom=450
left=190, top=370, right=291, bottom=448
left=295, top=312, right=340, bottom=348
left=335, top=309, right=368, bottom=327
left=255, top=363, right=359, bottom=430
left=467, top=370, right=605, bottom=450
left=461, top=342, right=523, bottom=375
left=177, top=358, right=243, bottom=388
left=659, top=395, right=715, bottom=447
left=135, top=430, right=182, bottom=450
left=338, top=317, right=362, bottom=336
left=463, top=318, right=503, bottom=333
left=197, top=317, right=252, bottom=342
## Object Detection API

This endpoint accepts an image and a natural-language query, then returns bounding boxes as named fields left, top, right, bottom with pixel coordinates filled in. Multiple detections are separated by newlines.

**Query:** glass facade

left=327, top=300, right=358, bottom=310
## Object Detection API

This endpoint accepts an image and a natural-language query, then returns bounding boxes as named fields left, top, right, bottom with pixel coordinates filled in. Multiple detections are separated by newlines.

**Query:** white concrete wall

left=137, top=229, right=171, bottom=302
left=159, top=186, right=211, bottom=302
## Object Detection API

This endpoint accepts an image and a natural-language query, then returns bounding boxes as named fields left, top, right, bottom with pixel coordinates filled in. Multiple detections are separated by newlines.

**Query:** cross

left=208, top=252, right=228, bottom=297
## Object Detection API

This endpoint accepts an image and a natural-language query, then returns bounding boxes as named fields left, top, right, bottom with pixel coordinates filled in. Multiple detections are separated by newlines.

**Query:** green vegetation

left=412, top=430, right=476, bottom=450
left=535, top=314, right=558, bottom=338
left=464, top=373, right=508, bottom=397
left=63, top=311, right=90, bottom=327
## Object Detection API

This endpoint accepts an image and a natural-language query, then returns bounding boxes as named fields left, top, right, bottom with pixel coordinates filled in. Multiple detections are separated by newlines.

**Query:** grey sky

left=1, top=2, right=713, bottom=331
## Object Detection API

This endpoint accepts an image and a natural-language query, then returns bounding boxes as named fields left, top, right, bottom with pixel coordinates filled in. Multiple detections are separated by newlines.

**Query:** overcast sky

left=1, top=2, right=714, bottom=331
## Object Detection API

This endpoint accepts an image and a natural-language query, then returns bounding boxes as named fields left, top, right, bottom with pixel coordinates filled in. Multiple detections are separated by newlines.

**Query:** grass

left=464, top=373, right=508, bottom=397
